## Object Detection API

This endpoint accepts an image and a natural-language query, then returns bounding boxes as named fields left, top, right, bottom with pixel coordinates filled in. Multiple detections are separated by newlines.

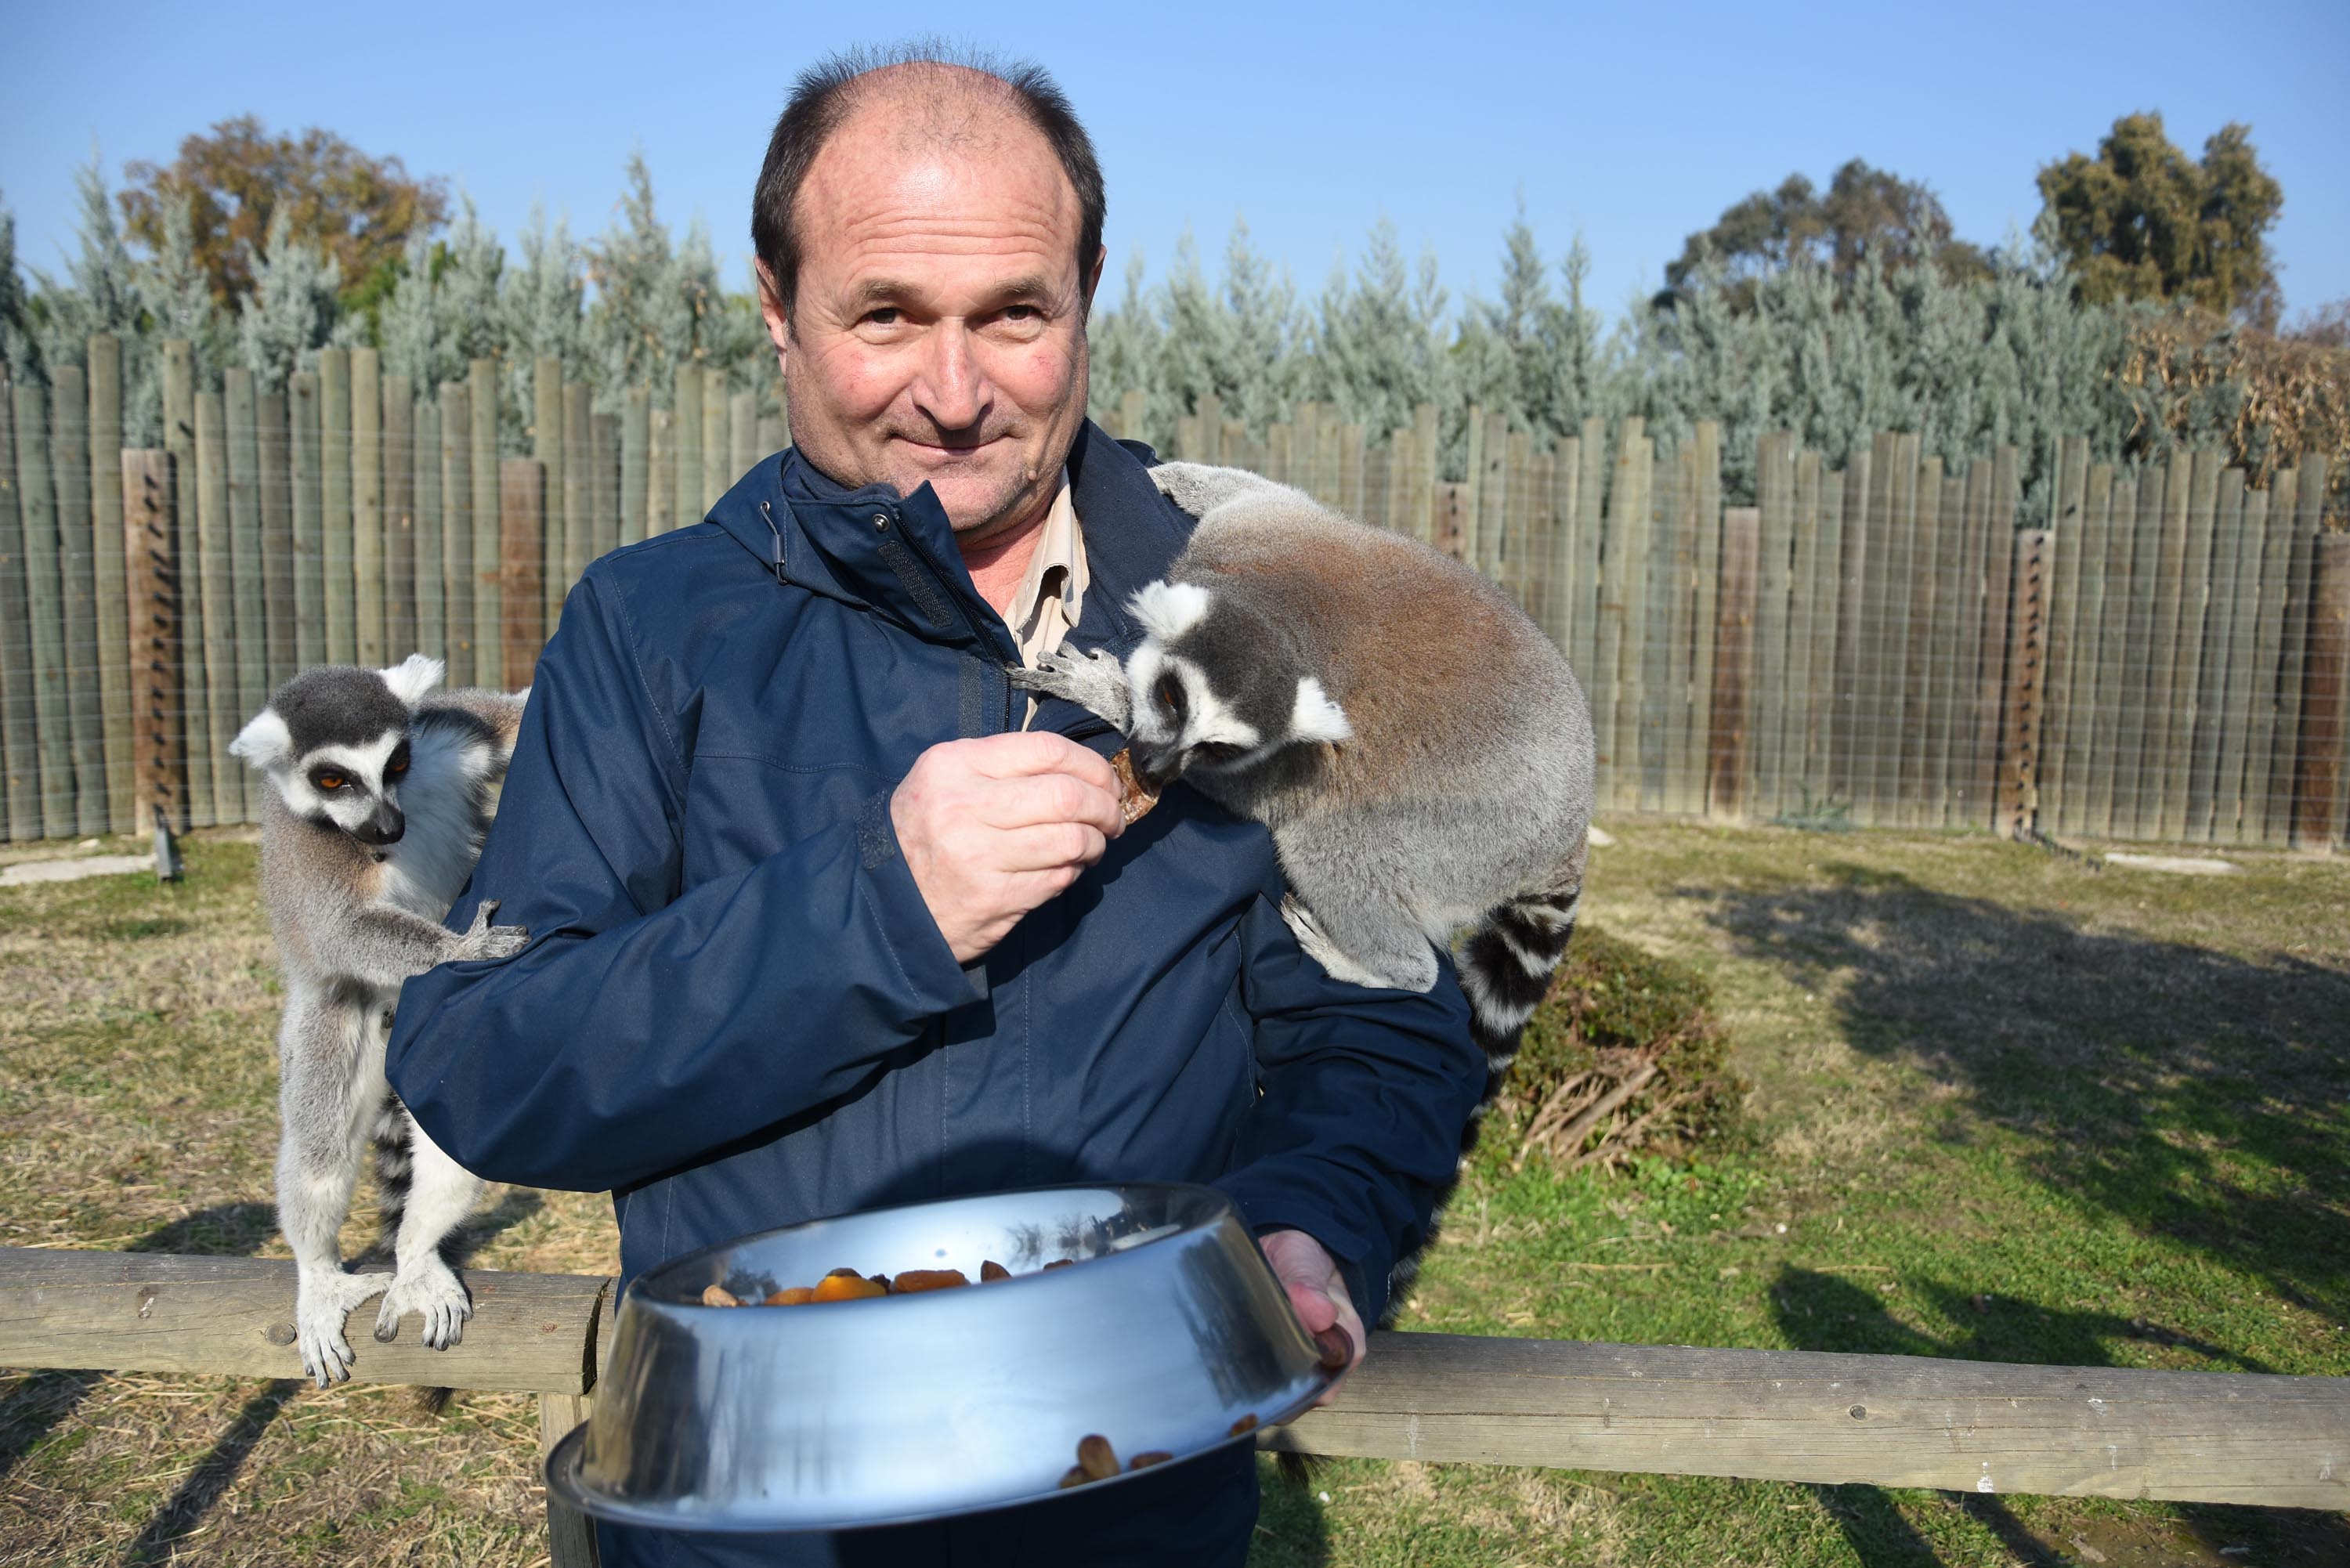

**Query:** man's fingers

left=994, top=822, right=1109, bottom=873
left=978, top=772, right=1125, bottom=839
left=955, top=731, right=1119, bottom=793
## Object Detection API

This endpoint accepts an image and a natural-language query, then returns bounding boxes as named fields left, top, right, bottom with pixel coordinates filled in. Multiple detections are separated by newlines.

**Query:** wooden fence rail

left=3, top=343, right=2346, bottom=851
left=2, top=1248, right=2343, bottom=1568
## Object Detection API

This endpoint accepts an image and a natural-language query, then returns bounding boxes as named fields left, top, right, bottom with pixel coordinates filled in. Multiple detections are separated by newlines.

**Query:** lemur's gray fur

left=230, top=654, right=530, bottom=1386
left=1015, top=461, right=1596, bottom=1310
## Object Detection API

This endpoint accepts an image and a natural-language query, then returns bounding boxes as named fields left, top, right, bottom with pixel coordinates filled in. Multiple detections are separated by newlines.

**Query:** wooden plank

left=468, top=359, right=501, bottom=688
left=543, top=1390, right=604, bottom=1568
left=1457, top=406, right=1484, bottom=570
left=2115, top=469, right=2164, bottom=839
left=1971, top=448, right=2019, bottom=833
left=1997, top=529, right=2053, bottom=838
left=728, top=392, right=757, bottom=500
left=1830, top=441, right=1873, bottom=809
left=1637, top=438, right=1674, bottom=812
left=1688, top=422, right=1724, bottom=816
left=2294, top=533, right=2350, bottom=849
left=533, top=357, right=565, bottom=634
left=1784, top=449, right=1825, bottom=806
left=2186, top=468, right=2246, bottom=840
left=161, top=341, right=208, bottom=826
left=51, top=363, right=107, bottom=834
left=352, top=349, right=385, bottom=667
left=1707, top=508, right=1759, bottom=821
left=1896, top=450, right=1941, bottom=827
left=591, top=410, right=620, bottom=560
left=0, top=378, right=33, bottom=839
left=1411, top=403, right=1440, bottom=547
left=1571, top=418, right=1607, bottom=681
left=1430, top=482, right=1471, bottom=563
left=2038, top=436, right=2088, bottom=838
left=2157, top=451, right=2223, bottom=841
left=1607, top=425, right=1652, bottom=813
left=318, top=349, right=352, bottom=666
left=2214, top=484, right=2269, bottom=844
left=559, top=381, right=591, bottom=609
left=0, top=1248, right=608, bottom=1396
left=1855, top=433, right=1901, bottom=826
left=1477, top=408, right=1509, bottom=583
left=1338, top=423, right=1367, bottom=525
left=380, top=375, right=415, bottom=659
left=192, top=390, right=237, bottom=826
left=621, top=386, right=649, bottom=546
left=2086, top=471, right=2135, bottom=838
left=672, top=365, right=703, bottom=529
left=222, top=368, right=265, bottom=819
left=647, top=407, right=675, bottom=537
left=1751, top=432, right=1795, bottom=820
left=1925, top=470, right=1969, bottom=829
left=2290, top=457, right=2330, bottom=844
left=439, top=383, right=472, bottom=687
left=2141, top=457, right=2192, bottom=837
left=1810, top=465, right=1846, bottom=809
left=1546, top=435, right=1582, bottom=657
left=257, top=389, right=294, bottom=692
left=123, top=450, right=186, bottom=832
left=2268, top=477, right=2315, bottom=845
left=2242, top=472, right=2292, bottom=845
left=501, top=459, right=547, bottom=683
left=1264, top=1331, right=2350, bottom=1510
left=2068, top=463, right=2124, bottom=841
left=1502, top=428, right=1532, bottom=609
left=1662, top=441, right=1701, bottom=815
left=700, top=378, right=728, bottom=515
left=88, top=334, right=134, bottom=834
left=414, top=399, right=443, bottom=665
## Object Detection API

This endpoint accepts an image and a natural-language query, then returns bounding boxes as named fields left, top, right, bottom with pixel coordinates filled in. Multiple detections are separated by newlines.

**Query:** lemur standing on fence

left=230, top=656, right=532, bottom=1386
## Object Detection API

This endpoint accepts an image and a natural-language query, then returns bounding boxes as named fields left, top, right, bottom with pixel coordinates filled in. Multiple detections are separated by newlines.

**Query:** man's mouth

left=896, top=433, right=1003, bottom=461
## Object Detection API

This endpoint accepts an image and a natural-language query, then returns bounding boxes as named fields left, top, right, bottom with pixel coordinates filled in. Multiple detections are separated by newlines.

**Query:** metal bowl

left=546, top=1182, right=1335, bottom=1533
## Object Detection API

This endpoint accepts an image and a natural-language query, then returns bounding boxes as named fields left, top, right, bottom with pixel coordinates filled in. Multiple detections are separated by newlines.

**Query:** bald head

left=752, top=47, right=1105, bottom=325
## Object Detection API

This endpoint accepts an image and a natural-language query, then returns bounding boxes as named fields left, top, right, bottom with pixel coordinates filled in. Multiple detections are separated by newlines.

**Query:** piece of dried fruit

left=701, top=1284, right=743, bottom=1308
left=1076, top=1434, right=1120, bottom=1481
left=1110, top=749, right=1160, bottom=826
left=980, top=1260, right=1011, bottom=1283
left=763, top=1286, right=816, bottom=1306
left=1057, top=1465, right=1091, bottom=1490
left=1313, top=1324, right=1355, bottom=1371
left=1130, top=1451, right=1173, bottom=1470
left=891, top=1269, right=971, bottom=1293
left=1227, top=1414, right=1258, bottom=1436
left=811, top=1273, right=888, bottom=1302
left=822, top=1266, right=864, bottom=1279
left=1041, top=1258, right=1077, bottom=1271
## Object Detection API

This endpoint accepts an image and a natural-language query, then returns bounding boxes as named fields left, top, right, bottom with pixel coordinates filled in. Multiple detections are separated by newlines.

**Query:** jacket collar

left=705, top=422, right=1188, bottom=670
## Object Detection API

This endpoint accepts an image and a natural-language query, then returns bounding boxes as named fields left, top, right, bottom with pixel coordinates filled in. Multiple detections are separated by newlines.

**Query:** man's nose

left=912, top=323, right=988, bottom=432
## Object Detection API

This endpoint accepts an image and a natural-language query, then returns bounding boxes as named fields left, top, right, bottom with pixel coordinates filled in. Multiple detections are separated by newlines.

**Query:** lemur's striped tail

left=1453, top=841, right=1589, bottom=1140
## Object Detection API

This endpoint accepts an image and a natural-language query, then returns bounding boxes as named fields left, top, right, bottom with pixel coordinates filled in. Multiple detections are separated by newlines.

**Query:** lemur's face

left=1122, top=580, right=1351, bottom=790
left=230, top=656, right=443, bottom=851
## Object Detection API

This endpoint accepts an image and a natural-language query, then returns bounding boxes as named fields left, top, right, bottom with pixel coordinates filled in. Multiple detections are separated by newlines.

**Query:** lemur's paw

left=295, top=1268, right=392, bottom=1387
left=1011, top=645, right=1132, bottom=726
left=454, top=899, right=530, bottom=962
left=374, top=1261, right=474, bottom=1350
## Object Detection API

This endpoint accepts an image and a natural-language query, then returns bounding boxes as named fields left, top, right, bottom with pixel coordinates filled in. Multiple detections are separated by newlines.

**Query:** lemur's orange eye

left=313, top=773, right=345, bottom=791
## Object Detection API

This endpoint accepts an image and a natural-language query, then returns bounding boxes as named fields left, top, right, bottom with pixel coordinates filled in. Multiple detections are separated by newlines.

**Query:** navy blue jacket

left=385, top=424, right=1482, bottom=1560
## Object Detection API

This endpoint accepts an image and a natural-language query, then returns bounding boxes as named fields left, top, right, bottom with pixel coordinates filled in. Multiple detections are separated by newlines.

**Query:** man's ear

left=754, top=258, right=791, bottom=356
left=1081, top=244, right=1106, bottom=322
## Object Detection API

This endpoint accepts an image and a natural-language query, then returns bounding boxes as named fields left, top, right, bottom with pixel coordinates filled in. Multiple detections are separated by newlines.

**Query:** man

left=388, top=46, right=1483, bottom=1568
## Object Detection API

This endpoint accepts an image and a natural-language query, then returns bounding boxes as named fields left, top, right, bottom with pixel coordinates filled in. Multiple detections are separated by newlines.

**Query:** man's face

left=765, top=103, right=1102, bottom=545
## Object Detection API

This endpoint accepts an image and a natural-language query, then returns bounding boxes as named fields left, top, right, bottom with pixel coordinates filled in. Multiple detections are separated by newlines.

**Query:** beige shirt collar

left=1004, top=470, right=1088, bottom=670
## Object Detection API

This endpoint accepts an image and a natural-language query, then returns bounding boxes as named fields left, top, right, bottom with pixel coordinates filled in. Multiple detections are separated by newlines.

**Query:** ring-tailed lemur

left=1014, top=461, right=1596, bottom=1302
left=230, top=655, right=531, bottom=1386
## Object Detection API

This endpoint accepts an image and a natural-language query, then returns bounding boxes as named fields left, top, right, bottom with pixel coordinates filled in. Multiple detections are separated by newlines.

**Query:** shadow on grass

left=1773, top=1268, right=2350, bottom=1566
left=1702, top=864, right=2350, bottom=1324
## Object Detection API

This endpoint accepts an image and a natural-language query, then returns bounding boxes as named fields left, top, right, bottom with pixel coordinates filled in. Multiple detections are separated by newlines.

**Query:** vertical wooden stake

left=0, top=375, right=34, bottom=840
left=1708, top=508, right=1760, bottom=821
left=89, top=334, right=135, bottom=836
left=440, top=382, right=473, bottom=687
left=501, top=459, right=547, bottom=685
left=224, top=368, right=266, bottom=820
left=52, top=363, right=109, bottom=835
left=469, top=359, right=501, bottom=688
left=2292, top=534, right=2350, bottom=850
left=124, top=450, right=186, bottom=833
left=1997, top=529, right=2053, bottom=840
left=381, top=374, right=417, bottom=658
left=352, top=348, right=385, bottom=667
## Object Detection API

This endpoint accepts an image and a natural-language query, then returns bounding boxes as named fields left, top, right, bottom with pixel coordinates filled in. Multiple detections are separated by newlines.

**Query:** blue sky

left=5, top=0, right=2346, bottom=324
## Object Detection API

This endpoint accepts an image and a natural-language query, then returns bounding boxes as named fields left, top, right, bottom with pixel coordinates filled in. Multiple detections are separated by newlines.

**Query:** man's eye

left=1003, top=305, right=1038, bottom=321
left=862, top=308, right=900, bottom=327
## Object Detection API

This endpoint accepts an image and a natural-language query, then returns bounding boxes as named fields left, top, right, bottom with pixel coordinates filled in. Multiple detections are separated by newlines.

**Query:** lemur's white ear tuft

left=1291, top=676, right=1353, bottom=744
left=379, top=653, right=445, bottom=706
left=228, top=710, right=292, bottom=770
left=1129, top=579, right=1213, bottom=643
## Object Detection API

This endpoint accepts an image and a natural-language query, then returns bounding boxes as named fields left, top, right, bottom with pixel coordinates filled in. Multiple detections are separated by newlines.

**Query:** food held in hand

left=1110, top=748, right=1160, bottom=826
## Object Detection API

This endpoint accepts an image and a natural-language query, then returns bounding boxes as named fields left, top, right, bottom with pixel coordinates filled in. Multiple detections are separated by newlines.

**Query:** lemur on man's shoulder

left=230, top=654, right=530, bottom=1387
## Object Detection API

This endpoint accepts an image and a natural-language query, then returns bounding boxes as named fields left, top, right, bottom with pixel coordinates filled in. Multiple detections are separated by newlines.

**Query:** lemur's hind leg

left=1273, top=834, right=1443, bottom=995
left=373, top=1107, right=481, bottom=1349
left=276, top=994, right=391, bottom=1386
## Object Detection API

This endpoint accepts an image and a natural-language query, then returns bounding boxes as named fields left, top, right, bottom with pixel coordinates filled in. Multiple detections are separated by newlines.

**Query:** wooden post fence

left=2, top=1247, right=2343, bottom=1568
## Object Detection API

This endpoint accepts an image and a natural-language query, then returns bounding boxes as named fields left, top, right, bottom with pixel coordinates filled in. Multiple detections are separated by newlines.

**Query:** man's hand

left=891, top=732, right=1126, bottom=964
left=1258, top=1229, right=1366, bottom=1406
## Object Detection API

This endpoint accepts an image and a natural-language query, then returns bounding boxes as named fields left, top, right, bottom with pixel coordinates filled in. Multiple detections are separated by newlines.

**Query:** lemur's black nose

left=1133, top=745, right=1184, bottom=790
left=352, top=804, right=405, bottom=847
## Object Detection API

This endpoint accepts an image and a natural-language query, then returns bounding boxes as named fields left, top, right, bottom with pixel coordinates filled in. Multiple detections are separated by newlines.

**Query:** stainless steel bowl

left=546, top=1182, right=1335, bottom=1532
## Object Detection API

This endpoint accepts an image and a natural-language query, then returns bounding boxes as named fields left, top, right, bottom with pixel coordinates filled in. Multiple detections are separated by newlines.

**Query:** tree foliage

left=1663, top=159, right=1991, bottom=303
left=2036, top=112, right=2283, bottom=329
left=118, top=116, right=450, bottom=309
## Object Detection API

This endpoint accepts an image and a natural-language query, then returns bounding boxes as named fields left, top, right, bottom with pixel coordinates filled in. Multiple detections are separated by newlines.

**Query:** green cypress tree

left=0, top=193, right=37, bottom=384
left=137, top=191, right=228, bottom=389
left=240, top=203, right=344, bottom=389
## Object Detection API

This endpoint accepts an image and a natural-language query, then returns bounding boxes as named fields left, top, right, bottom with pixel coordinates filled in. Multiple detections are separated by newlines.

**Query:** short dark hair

left=752, top=43, right=1106, bottom=323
